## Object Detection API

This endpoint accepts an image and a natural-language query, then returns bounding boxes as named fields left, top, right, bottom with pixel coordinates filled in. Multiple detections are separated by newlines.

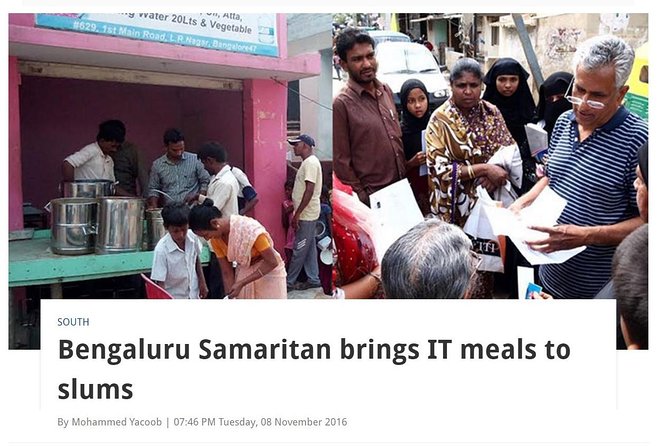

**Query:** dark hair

left=163, top=128, right=185, bottom=146
left=335, top=27, right=375, bottom=62
left=161, top=202, right=190, bottom=227
left=97, top=119, right=126, bottom=143
left=188, top=198, right=222, bottom=231
left=198, top=141, right=228, bottom=163
left=449, top=57, right=483, bottom=84
left=614, top=224, right=648, bottom=349
left=638, top=141, right=648, bottom=187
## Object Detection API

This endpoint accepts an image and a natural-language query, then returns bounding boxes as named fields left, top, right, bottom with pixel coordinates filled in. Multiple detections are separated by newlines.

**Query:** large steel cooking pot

left=145, top=208, right=166, bottom=250
left=49, top=197, right=99, bottom=255
left=62, top=179, right=115, bottom=198
left=96, top=197, right=145, bottom=254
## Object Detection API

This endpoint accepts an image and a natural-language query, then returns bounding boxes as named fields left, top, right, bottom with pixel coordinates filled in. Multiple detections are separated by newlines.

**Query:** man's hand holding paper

left=526, top=223, right=590, bottom=253
left=476, top=185, right=586, bottom=265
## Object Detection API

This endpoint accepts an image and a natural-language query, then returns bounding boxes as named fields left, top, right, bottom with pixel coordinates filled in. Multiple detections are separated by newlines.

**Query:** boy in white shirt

left=151, top=203, right=208, bottom=299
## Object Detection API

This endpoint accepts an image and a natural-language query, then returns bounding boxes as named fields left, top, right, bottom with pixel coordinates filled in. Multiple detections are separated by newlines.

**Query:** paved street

left=288, top=286, right=330, bottom=299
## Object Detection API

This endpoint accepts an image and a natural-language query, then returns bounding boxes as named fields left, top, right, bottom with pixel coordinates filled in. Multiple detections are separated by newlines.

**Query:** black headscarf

left=400, top=79, right=431, bottom=160
left=482, top=58, right=536, bottom=148
left=536, top=71, right=574, bottom=138
left=638, top=141, right=648, bottom=187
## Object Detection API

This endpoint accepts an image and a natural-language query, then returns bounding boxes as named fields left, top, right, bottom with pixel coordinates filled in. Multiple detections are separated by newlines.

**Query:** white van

left=367, top=30, right=411, bottom=46
left=374, top=41, right=450, bottom=112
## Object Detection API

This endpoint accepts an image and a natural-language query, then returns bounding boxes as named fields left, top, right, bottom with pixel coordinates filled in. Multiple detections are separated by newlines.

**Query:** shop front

left=8, top=13, right=322, bottom=347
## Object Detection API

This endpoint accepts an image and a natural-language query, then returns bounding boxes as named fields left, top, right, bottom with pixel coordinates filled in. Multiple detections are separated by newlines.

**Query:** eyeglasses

left=563, top=77, right=606, bottom=110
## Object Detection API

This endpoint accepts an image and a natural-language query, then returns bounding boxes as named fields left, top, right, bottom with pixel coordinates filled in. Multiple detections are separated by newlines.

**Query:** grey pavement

left=288, top=286, right=330, bottom=299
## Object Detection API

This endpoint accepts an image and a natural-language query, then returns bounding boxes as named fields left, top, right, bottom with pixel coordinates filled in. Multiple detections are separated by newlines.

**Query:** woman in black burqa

left=399, top=78, right=431, bottom=215
left=483, top=58, right=537, bottom=297
left=535, top=71, right=574, bottom=140
left=483, top=58, right=536, bottom=193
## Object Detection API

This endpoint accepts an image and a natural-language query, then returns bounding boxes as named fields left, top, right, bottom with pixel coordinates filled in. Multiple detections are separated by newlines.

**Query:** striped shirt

left=148, top=152, right=210, bottom=204
left=540, top=107, right=648, bottom=298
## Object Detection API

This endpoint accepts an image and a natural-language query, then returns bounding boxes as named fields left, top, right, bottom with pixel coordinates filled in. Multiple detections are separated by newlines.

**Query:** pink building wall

left=9, top=13, right=319, bottom=245
left=243, top=79, right=288, bottom=249
left=8, top=14, right=317, bottom=75
left=8, top=57, right=23, bottom=230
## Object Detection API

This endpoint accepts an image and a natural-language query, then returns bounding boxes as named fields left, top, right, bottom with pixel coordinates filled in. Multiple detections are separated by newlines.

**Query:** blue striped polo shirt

left=540, top=107, right=648, bottom=298
left=148, top=152, right=211, bottom=203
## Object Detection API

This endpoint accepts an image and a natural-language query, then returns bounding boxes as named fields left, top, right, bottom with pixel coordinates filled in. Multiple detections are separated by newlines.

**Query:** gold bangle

left=467, top=165, right=475, bottom=179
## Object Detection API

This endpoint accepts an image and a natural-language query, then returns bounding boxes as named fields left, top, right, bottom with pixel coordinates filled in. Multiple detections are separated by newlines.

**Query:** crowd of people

left=59, top=25, right=649, bottom=349
left=62, top=121, right=331, bottom=300
left=332, top=28, right=648, bottom=347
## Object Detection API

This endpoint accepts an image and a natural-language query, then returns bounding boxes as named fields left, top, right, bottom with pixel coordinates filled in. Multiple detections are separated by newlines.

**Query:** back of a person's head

left=188, top=198, right=222, bottom=231
left=613, top=224, right=648, bottom=349
left=382, top=219, right=473, bottom=299
left=161, top=202, right=190, bottom=228
left=335, top=27, right=375, bottom=62
left=573, top=34, right=634, bottom=88
left=198, top=141, right=228, bottom=163
left=97, top=119, right=126, bottom=143
left=163, top=128, right=185, bottom=145
left=638, top=141, right=648, bottom=187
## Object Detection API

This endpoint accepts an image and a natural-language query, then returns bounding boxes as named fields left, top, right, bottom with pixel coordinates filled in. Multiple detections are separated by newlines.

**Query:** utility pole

left=512, top=13, right=544, bottom=90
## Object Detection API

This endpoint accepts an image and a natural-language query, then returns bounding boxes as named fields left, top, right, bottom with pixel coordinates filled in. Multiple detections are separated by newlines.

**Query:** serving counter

left=8, top=229, right=211, bottom=348
left=9, top=230, right=210, bottom=293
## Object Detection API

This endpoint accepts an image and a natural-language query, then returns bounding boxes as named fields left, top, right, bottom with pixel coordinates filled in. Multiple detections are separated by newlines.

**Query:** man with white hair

left=510, top=35, right=648, bottom=299
left=381, top=219, right=475, bottom=299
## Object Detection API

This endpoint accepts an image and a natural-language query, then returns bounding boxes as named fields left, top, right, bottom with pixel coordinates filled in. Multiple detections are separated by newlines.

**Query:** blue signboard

left=35, top=13, right=279, bottom=57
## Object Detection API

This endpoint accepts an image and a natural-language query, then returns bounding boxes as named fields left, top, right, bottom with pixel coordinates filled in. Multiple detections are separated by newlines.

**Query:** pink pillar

left=276, top=14, right=288, bottom=59
left=8, top=56, right=24, bottom=230
left=243, top=79, right=287, bottom=251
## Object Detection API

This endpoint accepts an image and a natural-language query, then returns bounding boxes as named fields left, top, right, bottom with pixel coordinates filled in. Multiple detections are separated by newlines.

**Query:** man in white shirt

left=286, top=134, right=323, bottom=292
left=62, top=119, right=132, bottom=195
left=195, top=141, right=240, bottom=218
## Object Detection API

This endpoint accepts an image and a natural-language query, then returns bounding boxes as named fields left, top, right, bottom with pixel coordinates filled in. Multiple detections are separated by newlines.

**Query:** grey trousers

left=286, top=219, right=320, bottom=285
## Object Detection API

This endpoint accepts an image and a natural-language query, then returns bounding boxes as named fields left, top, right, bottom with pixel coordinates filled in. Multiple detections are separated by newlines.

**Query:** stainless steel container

left=95, top=197, right=145, bottom=254
left=145, top=208, right=166, bottom=250
left=62, top=179, right=115, bottom=198
left=49, top=197, right=99, bottom=255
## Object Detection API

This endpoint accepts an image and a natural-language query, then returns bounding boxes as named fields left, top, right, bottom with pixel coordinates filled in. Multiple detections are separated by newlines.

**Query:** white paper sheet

left=517, top=266, right=536, bottom=300
left=369, top=179, right=424, bottom=262
left=509, top=234, right=585, bottom=265
left=479, top=186, right=586, bottom=265
left=525, top=122, right=548, bottom=157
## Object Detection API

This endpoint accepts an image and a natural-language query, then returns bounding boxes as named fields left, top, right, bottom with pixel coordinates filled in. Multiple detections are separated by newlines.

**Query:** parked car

left=374, top=41, right=450, bottom=113
left=367, top=30, right=411, bottom=46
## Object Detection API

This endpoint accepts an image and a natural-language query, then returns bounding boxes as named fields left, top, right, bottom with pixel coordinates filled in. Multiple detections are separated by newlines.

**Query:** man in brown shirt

left=333, top=27, right=406, bottom=205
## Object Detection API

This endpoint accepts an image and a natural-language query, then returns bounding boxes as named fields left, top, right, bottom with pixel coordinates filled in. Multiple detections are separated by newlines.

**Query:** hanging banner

left=35, top=13, right=279, bottom=57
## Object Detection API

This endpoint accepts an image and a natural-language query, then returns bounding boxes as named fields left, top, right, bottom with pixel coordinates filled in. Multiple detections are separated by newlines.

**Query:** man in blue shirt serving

left=510, top=35, right=648, bottom=299
left=147, top=128, right=210, bottom=208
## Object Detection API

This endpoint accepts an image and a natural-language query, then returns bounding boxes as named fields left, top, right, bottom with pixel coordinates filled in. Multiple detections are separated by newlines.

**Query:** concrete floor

left=287, top=287, right=330, bottom=299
